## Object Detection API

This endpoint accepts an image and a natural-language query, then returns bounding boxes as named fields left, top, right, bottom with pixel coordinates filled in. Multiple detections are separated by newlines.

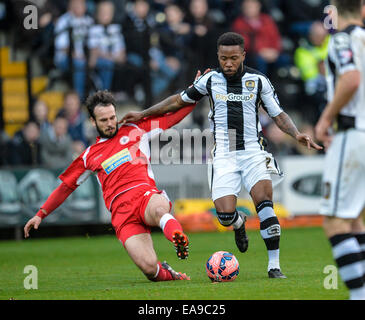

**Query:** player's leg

left=351, top=210, right=365, bottom=233
left=144, top=193, right=189, bottom=259
left=350, top=209, right=365, bottom=296
left=214, top=195, right=249, bottom=253
left=323, top=216, right=365, bottom=299
left=320, top=131, right=365, bottom=299
left=211, top=154, right=248, bottom=253
left=250, top=179, right=285, bottom=279
left=124, top=233, right=190, bottom=281
left=352, top=210, right=365, bottom=275
left=352, top=210, right=365, bottom=270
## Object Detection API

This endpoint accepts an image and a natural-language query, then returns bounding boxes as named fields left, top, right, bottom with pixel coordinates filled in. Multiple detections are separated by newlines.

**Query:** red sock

left=153, top=262, right=173, bottom=281
left=162, top=217, right=183, bottom=242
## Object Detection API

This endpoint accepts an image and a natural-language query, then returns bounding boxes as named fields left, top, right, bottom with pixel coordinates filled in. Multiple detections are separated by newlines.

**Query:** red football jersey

left=59, top=105, right=194, bottom=211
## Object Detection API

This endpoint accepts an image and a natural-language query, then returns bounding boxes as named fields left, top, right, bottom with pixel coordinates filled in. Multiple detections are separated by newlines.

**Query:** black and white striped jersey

left=326, top=25, right=365, bottom=131
left=180, top=67, right=283, bottom=154
left=88, top=24, right=126, bottom=56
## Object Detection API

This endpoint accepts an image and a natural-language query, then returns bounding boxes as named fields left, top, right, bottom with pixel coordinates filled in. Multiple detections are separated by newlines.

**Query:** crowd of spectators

left=1, top=0, right=365, bottom=167
left=1, top=91, right=91, bottom=167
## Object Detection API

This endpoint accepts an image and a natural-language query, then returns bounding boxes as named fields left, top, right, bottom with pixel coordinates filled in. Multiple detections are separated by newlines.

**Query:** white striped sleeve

left=259, top=76, right=283, bottom=118
left=180, top=73, right=210, bottom=102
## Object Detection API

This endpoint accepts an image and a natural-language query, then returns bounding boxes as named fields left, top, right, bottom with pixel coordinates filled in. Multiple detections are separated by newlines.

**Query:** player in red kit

left=24, top=90, right=193, bottom=282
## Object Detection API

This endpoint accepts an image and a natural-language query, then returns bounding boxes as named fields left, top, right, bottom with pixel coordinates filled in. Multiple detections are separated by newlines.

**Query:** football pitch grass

left=0, top=227, right=348, bottom=300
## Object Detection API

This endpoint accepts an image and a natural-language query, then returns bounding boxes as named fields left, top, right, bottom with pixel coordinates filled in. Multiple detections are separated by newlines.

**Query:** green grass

left=0, top=227, right=348, bottom=300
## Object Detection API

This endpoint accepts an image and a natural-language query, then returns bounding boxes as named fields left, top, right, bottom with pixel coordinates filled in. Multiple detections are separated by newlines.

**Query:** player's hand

left=119, top=111, right=144, bottom=125
left=194, top=68, right=211, bottom=82
left=315, top=113, right=333, bottom=150
left=295, top=133, right=323, bottom=151
left=24, top=216, right=42, bottom=238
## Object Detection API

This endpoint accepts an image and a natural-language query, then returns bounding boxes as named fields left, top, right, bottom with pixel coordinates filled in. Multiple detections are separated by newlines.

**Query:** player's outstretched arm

left=273, top=112, right=323, bottom=150
left=163, top=104, right=196, bottom=129
left=24, top=182, right=74, bottom=238
left=120, top=95, right=189, bottom=125
left=119, top=69, right=210, bottom=124
left=315, top=70, right=360, bottom=147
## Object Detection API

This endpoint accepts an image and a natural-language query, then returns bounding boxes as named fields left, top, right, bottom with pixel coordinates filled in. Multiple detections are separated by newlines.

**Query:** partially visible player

left=24, top=90, right=195, bottom=282
left=315, top=0, right=365, bottom=300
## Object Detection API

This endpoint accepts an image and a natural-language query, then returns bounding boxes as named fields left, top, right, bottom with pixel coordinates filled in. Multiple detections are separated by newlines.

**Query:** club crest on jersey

left=101, top=149, right=132, bottom=174
left=120, top=136, right=130, bottom=145
left=245, top=80, right=255, bottom=91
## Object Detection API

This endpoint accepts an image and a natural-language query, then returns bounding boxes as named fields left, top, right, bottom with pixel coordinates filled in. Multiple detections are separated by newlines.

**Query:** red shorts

left=111, top=185, right=171, bottom=246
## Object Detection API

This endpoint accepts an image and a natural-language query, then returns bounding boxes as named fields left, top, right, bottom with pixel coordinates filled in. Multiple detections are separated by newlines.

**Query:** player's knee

left=351, top=217, right=365, bottom=233
left=217, top=210, right=238, bottom=227
left=154, top=204, right=170, bottom=220
left=322, top=217, right=351, bottom=238
left=146, top=205, right=169, bottom=227
left=251, top=182, right=273, bottom=204
left=147, top=196, right=170, bottom=223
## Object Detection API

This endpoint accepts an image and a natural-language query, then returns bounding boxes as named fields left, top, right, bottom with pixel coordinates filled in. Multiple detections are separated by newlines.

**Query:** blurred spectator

left=185, top=0, right=221, bottom=73
left=362, top=3, right=365, bottom=24
left=88, top=0, right=127, bottom=91
left=57, top=91, right=88, bottom=148
left=231, top=0, right=288, bottom=76
left=7, top=121, right=42, bottom=166
left=153, top=3, right=190, bottom=97
left=279, top=0, right=329, bottom=39
left=294, top=21, right=329, bottom=123
left=122, top=0, right=155, bottom=106
left=109, top=0, right=127, bottom=24
left=72, top=140, right=87, bottom=158
left=194, top=0, right=241, bottom=27
left=31, top=99, right=52, bottom=136
left=39, top=116, right=73, bottom=168
left=54, top=0, right=94, bottom=101
left=30, top=0, right=65, bottom=72
left=185, top=0, right=222, bottom=127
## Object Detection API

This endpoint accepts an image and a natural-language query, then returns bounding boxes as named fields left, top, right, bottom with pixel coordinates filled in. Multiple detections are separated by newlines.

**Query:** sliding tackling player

left=24, top=90, right=194, bottom=282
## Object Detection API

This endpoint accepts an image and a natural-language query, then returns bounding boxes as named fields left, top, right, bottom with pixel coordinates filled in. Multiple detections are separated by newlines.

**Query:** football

left=206, top=251, right=240, bottom=282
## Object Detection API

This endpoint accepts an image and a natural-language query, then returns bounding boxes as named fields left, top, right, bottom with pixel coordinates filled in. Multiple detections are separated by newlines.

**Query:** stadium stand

left=0, top=0, right=331, bottom=238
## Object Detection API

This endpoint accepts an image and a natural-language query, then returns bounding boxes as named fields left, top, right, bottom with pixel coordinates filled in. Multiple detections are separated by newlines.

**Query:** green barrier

left=0, top=167, right=100, bottom=227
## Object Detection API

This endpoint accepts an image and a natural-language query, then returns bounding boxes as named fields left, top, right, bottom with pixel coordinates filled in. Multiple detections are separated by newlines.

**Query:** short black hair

left=85, top=90, right=116, bottom=119
left=332, top=0, right=362, bottom=16
left=217, top=32, right=245, bottom=51
left=23, top=120, right=40, bottom=130
left=54, top=114, right=68, bottom=122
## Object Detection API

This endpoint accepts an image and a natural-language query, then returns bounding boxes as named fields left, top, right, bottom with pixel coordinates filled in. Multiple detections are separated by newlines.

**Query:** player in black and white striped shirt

left=315, top=0, right=365, bottom=300
left=122, top=32, right=322, bottom=278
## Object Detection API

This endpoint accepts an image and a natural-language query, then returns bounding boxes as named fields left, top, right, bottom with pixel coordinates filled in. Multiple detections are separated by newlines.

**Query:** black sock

left=329, top=233, right=364, bottom=294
